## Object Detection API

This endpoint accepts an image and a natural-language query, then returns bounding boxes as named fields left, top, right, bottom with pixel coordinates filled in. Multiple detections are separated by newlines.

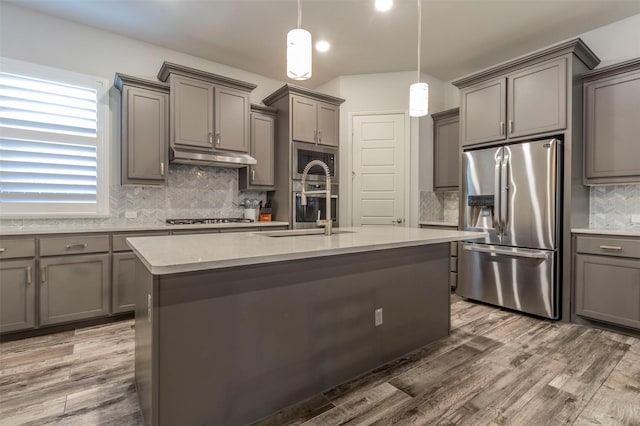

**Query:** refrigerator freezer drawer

left=458, top=243, right=557, bottom=319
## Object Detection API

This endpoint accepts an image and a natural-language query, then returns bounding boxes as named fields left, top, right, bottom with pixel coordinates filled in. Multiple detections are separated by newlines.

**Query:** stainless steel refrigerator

left=458, top=138, right=561, bottom=319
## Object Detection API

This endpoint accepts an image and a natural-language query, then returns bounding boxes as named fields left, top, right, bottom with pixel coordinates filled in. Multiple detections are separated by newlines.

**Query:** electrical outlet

left=632, top=214, right=640, bottom=224
left=375, top=308, right=383, bottom=326
left=125, top=211, right=137, bottom=219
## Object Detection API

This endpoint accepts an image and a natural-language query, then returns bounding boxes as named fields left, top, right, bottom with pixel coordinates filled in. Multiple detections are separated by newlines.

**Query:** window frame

left=0, top=57, right=110, bottom=218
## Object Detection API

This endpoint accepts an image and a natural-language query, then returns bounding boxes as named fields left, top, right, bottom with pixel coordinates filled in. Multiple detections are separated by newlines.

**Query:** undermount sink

left=259, top=229, right=354, bottom=237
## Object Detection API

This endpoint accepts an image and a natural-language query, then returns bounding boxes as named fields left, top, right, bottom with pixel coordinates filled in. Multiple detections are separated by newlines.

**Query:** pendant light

left=287, top=0, right=312, bottom=80
left=409, top=0, right=428, bottom=117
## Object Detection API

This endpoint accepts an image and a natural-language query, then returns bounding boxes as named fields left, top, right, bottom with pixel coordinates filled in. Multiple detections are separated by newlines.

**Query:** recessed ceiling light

left=375, top=0, right=393, bottom=12
left=315, top=40, right=330, bottom=53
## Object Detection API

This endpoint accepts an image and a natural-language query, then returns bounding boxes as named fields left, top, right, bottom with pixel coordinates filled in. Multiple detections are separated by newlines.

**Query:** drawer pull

left=599, top=245, right=622, bottom=251
left=66, top=243, right=88, bottom=250
left=0, top=248, right=5, bottom=252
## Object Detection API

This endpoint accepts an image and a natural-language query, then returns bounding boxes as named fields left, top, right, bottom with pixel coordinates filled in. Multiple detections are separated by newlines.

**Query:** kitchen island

left=128, top=226, right=485, bottom=426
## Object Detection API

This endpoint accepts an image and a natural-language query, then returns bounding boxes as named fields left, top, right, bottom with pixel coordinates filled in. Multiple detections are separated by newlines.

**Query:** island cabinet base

left=134, top=244, right=450, bottom=426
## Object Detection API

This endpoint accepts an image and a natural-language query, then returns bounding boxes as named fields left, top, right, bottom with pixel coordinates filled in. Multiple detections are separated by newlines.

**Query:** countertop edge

left=571, top=228, right=640, bottom=237
left=0, top=222, right=290, bottom=236
left=129, top=230, right=487, bottom=275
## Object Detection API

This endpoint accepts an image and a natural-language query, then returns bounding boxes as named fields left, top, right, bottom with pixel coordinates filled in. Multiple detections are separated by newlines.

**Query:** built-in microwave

left=292, top=181, right=339, bottom=229
left=292, top=142, right=338, bottom=182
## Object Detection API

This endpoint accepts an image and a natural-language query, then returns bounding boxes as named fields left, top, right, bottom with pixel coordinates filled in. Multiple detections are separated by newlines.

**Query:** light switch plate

left=631, top=214, right=640, bottom=224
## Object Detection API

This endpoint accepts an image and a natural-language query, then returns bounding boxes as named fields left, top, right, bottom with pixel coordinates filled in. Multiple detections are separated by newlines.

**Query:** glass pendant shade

left=287, top=28, right=312, bottom=80
left=409, top=82, right=429, bottom=117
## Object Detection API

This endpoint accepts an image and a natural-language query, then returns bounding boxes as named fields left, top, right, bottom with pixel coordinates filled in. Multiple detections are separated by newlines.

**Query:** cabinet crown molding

left=581, top=57, right=640, bottom=83
left=452, top=38, right=599, bottom=89
left=430, top=107, right=460, bottom=120
left=114, top=73, right=169, bottom=92
left=250, top=104, right=278, bottom=115
left=262, top=84, right=345, bottom=106
left=157, top=61, right=257, bottom=92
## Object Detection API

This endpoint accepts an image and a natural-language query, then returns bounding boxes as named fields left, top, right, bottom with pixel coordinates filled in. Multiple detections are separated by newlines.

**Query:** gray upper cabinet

left=432, top=107, right=460, bottom=191
left=574, top=234, right=640, bottom=331
left=240, top=105, right=276, bottom=190
left=158, top=62, right=256, bottom=154
left=460, top=78, right=506, bottom=146
left=583, top=58, right=640, bottom=185
left=115, top=74, right=169, bottom=186
left=458, top=56, right=569, bottom=148
left=508, top=57, right=567, bottom=138
left=171, top=75, right=214, bottom=149
left=291, top=94, right=340, bottom=147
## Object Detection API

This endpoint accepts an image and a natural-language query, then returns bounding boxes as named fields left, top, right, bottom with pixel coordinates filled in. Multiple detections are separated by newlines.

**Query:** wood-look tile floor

left=2, top=296, right=639, bottom=426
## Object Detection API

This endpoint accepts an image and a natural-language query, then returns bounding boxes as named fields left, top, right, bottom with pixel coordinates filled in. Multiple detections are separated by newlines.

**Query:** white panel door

left=352, top=113, right=405, bottom=226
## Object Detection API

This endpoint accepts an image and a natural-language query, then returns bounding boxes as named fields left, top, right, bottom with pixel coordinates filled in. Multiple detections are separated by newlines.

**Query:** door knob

left=394, top=218, right=403, bottom=224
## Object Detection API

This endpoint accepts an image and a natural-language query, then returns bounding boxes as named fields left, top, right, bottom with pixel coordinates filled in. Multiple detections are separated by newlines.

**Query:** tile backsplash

left=0, top=165, right=266, bottom=231
left=590, top=184, right=640, bottom=230
left=420, top=191, right=459, bottom=224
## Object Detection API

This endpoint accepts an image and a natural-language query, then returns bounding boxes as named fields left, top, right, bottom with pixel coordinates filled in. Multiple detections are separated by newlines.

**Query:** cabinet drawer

left=0, top=238, right=36, bottom=259
left=40, top=235, right=109, bottom=257
left=112, top=232, right=169, bottom=252
left=449, top=257, right=458, bottom=273
left=576, top=236, right=640, bottom=259
left=171, top=229, right=221, bottom=235
left=449, top=272, right=457, bottom=289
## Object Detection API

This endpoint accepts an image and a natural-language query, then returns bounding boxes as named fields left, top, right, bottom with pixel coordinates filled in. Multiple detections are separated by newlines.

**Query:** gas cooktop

left=165, top=218, right=254, bottom=225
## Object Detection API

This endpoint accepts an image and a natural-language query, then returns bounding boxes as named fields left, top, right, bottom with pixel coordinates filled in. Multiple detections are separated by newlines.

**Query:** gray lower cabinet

left=0, top=259, right=36, bottom=333
left=583, top=58, right=640, bottom=184
left=432, top=107, right=460, bottom=191
left=112, top=252, right=137, bottom=314
left=459, top=56, right=567, bottom=147
left=240, top=105, right=276, bottom=190
left=574, top=234, right=640, bottom=330
left=115, top=74, right=169, bottom=186
left=39, top=252, right=110, bottom=326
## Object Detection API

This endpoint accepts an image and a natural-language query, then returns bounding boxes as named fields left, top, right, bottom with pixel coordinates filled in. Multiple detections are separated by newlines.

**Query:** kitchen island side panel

left=139, top=244, right=449, bottom=426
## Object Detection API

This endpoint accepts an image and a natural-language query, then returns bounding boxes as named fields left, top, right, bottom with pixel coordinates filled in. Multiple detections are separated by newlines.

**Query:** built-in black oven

left=292, top=142, right=338, bottom=182
left=292, top=182, right=339, bottom=229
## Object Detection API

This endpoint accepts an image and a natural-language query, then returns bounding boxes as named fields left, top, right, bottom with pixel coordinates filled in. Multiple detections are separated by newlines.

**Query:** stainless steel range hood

left=169, top=147, right=257, bottom=168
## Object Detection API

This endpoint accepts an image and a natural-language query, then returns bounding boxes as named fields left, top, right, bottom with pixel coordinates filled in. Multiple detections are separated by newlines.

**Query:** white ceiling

left=6, top=0, right=640, bottom=87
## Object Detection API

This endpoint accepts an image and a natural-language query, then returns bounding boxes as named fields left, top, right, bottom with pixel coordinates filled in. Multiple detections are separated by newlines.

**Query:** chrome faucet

left=300, top=160, right=332, bottom=236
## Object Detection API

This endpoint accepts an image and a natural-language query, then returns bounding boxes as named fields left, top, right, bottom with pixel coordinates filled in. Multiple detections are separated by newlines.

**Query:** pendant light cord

left=297, top=0, right=302, bottom=29
left=417, top=0, right=421, bottom=81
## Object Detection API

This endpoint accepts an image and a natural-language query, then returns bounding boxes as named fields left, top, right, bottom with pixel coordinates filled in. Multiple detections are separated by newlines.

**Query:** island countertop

left=128, top=226, right=487, bottom=275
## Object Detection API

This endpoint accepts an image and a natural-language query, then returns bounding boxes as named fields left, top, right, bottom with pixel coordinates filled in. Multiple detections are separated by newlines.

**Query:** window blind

left=0, top=63, right=106, bottom=216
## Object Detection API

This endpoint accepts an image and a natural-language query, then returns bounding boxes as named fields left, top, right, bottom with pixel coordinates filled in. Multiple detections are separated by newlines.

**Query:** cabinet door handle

left=160, top=162, right=165, bottom=176
left=508, top=120, right=514, bottom=134
left=599, top=245, right=622, bottom=251
left=41, top=266, right=46, bottom=284
left=65, top=243, right=88, bottom=250
left=26, top=266, right=32, bottom=285
left=0, top=248, right=5, bottom=253
left=313, top=130, right=317, bottom=144
left=208, top=132, right=213, bottom=145
left=500, top=121, right=505, bottom=135
left=318, top=130, right=322, bottom=143
left=251, top=169, right=255, bottom=182
left=215, top=133, right=221, bottom=146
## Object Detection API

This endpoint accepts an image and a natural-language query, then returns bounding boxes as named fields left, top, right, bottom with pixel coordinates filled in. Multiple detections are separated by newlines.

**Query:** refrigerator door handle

left=463, top=244, right=550, bottom=259
left=494, top=149, right=502, bottom=236
left=500, top=148, right=510, bottom=236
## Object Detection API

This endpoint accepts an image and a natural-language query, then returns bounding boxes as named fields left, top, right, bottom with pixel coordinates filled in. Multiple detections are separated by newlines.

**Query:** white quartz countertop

left=572, top=228, right=640, bottom=237
left=128, top=226, right=487, bottom=275
left=0, top=221, right=289, bottom=236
